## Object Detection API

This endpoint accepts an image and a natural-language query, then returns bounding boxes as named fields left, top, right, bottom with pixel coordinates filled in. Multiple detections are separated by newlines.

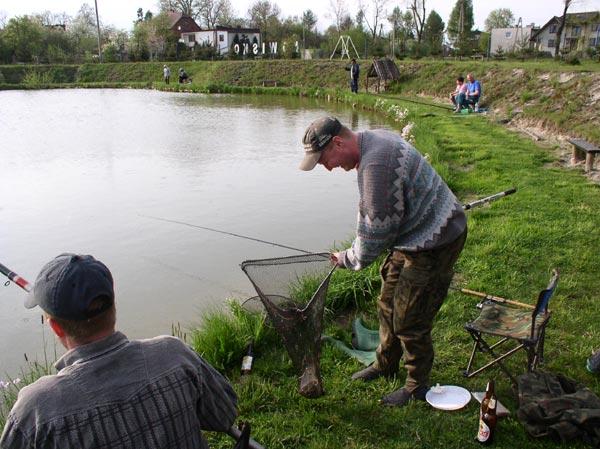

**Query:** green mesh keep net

left=240, top=253, right=335, bottom=398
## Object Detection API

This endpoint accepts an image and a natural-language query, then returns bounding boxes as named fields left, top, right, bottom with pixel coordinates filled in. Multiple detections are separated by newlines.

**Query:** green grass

left=198, top=97, right=600, bottom=449
left=2, top=70, right=600, bottom=447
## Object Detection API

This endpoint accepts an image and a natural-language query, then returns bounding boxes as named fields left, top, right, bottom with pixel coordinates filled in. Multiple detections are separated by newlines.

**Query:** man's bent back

left=3, top=333, right=236, bottom=449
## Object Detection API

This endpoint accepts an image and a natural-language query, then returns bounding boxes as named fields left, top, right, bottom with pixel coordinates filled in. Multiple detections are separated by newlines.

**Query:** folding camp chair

left=462, top=269, right=559, bottom=385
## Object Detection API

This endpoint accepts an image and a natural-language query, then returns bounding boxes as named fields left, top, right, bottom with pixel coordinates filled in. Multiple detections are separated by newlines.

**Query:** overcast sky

left=1, top=0, right=599, bottom=31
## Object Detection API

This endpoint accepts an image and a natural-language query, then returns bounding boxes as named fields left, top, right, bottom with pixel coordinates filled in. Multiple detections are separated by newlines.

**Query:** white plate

left=426, top=385, right=471, bottom=410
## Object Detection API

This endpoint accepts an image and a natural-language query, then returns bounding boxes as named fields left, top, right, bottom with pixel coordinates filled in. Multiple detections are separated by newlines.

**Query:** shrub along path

left=196, top=98, right=600, bottom=449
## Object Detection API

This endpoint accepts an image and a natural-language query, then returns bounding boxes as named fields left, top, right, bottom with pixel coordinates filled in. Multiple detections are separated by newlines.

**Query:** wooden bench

left=261, top=80, right=278, bottom=87
left=568, top=138, right=600, bottom=172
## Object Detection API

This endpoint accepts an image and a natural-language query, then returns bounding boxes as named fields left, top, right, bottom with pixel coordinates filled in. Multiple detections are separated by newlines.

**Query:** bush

left=22, top=70, right=53, bottom=86
left=563, top=52, right=581, bottom=65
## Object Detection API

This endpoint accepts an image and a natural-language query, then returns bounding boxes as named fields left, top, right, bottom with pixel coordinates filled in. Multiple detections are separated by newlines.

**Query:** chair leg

left=464, top=330, right=520, bottom=385
left=531, top=332, right=546, bottom=371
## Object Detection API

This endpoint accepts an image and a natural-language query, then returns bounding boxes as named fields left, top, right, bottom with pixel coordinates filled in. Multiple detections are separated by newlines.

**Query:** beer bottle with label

left=241, top=341, right=254, bottom=376
left=480, top=379, right=495, bottom=417
left=476, top=380, right=498, bottom=445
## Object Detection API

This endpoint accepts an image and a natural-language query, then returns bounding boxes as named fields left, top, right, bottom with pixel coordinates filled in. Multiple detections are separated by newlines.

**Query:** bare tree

left=328, top=0, right=348, bottom=33
left=158, top=0, right=197, bottom=18
left=406, top=0, right=425, bottom=43
left=554, top=0, right=573, bottom=59
left=197, top=0, right=233, bottom=28
left=358, top=0, right=388, bottom=40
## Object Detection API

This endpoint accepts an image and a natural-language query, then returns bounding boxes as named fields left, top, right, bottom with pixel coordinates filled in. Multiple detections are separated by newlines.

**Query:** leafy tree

left=130, top=19, right=150, bottom=60
left=300, top=10, right=317, bottom=48
left=484, top=8, right=514, bottom=31
left=70, top=4, right=101, bottom=60
left=423, top=9, right=444, bottom=55
left=247, top=1, right=281, bottom=41
left=3, top=16, right=44, bottom=63
left=197, top=0, right=234, bottom=29
left=302, top=10, right=317, bottom=31
left=388, top=7, right=413, bottom=55
left=447, top=0, right=474, bottom=55
left=479, top=31, right=490, bottom=54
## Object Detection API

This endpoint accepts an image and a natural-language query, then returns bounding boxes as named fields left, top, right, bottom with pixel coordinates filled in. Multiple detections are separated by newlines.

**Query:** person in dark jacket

left=346, top=58, right=360, bottom=93
left=1, top=253, right=238, bottom=449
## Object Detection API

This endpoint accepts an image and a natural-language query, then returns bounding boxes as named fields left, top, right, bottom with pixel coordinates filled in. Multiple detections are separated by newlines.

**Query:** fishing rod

left=462, top=188, right=516, bottom=210
left=449, top=285, right=535, bottom=310
left=141, top=188, right=516, bottom=255
left=0, top=262, right=31, bottom=292
left=0, top=262, right=266, bottom=449
left=376, top=94, right=453, bottom=111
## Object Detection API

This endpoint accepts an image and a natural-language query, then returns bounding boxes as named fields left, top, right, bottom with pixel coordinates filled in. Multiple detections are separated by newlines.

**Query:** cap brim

left=299, top=151, right=322, bottom=171
left=24, top=291, right=39, bottom=309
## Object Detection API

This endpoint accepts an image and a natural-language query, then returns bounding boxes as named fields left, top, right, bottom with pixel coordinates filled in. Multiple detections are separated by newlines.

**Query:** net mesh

left=240, top=253, right=334, bottom=398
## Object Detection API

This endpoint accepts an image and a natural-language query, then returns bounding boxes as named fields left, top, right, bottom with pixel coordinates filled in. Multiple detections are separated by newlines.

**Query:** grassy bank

left=185, top=95, right=600, bottom=449
left=1, top=59, right=599, bottom=143
left=1, top=63, right=599, bottom=448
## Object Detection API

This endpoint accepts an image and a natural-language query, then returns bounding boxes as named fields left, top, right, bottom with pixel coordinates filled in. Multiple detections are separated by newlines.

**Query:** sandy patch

left=559, top=73, right=575, bottom=83
left=509, top=117, right=600, bottom=184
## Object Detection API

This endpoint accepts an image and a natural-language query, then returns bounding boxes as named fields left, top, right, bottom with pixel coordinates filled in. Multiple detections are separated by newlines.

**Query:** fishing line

left=139, top=214, right=324, bottom=256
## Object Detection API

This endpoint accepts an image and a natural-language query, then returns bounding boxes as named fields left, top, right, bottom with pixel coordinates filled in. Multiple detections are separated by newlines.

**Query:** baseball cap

left=25, top=253, right=114, bottom=321
left=299, top=116, right=342, bottom=171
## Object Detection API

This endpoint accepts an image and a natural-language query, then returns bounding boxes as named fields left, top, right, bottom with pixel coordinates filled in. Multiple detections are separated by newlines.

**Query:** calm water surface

left=0, top=89, right=393, bottom=375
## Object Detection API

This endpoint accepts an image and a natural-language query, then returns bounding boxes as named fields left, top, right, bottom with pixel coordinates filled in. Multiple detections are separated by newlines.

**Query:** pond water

left=0, top=89, right=393, bottom=375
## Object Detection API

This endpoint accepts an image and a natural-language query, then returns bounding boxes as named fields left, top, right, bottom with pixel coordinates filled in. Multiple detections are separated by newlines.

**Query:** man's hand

left=330, top=252, right=345, bottom=268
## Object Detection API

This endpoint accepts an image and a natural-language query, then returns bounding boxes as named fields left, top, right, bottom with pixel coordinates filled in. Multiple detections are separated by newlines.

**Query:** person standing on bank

left=346, top=58, right=360, bottom=93
left=299, top=117, right=467, bottom=407
left=163, top=64, right=171, bottom=84
left=0, top=253, right=238, bottom=449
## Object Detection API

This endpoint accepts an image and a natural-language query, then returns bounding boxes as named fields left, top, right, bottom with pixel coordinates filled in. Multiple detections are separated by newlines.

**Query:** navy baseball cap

left=300, top=116, right=342, bottom=171
left=25, top=254, right=114, bottom=321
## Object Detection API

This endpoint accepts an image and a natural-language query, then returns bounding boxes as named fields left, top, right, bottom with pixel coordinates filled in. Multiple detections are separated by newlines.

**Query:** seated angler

left=0, top=253, right=238, bottom=449
left=450, top=76, right=468, bottom=112
left=466, top=73, right=482, bottom=110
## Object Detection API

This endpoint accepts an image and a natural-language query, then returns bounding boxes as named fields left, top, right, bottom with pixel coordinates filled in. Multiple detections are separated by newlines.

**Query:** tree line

left=0, top=0, right=561, bottom=64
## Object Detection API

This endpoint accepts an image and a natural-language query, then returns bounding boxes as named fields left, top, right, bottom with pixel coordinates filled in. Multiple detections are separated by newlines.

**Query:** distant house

left=193, top=27, right=261, bottom=55
left=490, top=24, right=538, bottom=55
left=167, top=11, right=201, bottom=45
left=166, top=12, right=261, bottom=55
left=531, top=11, right=600, bottom=56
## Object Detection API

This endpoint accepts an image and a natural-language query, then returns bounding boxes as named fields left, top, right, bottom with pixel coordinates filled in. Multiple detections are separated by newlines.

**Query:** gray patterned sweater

left=339, top=129, right=466, bottom=270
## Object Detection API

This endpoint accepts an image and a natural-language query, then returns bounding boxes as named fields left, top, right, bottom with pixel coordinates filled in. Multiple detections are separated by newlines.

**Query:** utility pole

left=94, top=0, right=102, bottom=62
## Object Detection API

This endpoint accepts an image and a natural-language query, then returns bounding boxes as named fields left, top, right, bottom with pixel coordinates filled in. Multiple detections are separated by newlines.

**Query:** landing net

left=240, top=253, right=334, bottom=398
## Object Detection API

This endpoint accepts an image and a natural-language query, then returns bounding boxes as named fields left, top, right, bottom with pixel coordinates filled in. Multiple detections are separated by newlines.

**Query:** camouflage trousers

left=373, top=229, right=467, bottom=391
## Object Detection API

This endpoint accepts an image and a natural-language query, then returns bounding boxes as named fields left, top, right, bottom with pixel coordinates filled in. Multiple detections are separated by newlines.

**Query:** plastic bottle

left=241, top=341, right=254, bottom=375
left=476, top=380, right=497, bottom=445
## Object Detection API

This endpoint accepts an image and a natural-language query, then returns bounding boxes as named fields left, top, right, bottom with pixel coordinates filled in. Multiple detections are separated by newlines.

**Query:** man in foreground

left=1, top=253, right=238, bottom=449
left=299, top=117, right=467, bottom=407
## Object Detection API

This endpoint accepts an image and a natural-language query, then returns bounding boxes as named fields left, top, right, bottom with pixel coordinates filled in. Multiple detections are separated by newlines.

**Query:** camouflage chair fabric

left=467, top=301, right=549, bottom=340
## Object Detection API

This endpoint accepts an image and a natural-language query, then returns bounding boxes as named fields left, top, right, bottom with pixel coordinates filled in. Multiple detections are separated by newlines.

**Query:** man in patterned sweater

left=1, top=253, right=238, bottom=449
left=300, top=116, right=467, bottom=407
